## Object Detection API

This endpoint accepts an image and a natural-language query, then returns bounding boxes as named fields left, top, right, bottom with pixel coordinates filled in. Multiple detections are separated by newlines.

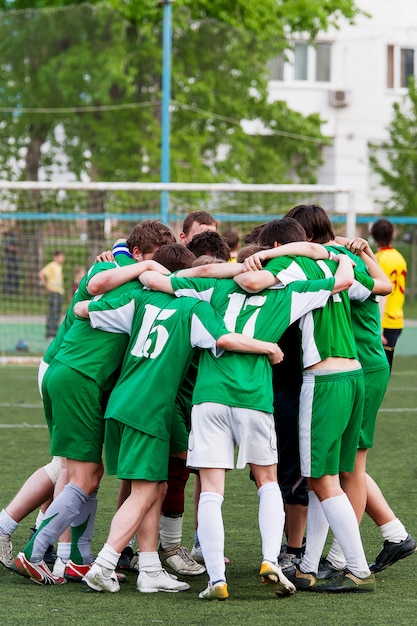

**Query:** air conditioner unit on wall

left=329, top=90, right=352, bottom=107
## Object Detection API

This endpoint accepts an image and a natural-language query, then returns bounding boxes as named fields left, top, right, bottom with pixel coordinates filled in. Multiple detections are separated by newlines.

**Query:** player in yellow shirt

left=371, top=219, right=407, bottom=371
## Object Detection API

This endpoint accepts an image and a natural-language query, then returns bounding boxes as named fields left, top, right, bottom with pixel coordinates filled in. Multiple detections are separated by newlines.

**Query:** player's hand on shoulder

left=242, top=252, right=265, bottom=272
left=343, top=237, right=369, bottom=255
left=96, top=250, right=114, bottom=263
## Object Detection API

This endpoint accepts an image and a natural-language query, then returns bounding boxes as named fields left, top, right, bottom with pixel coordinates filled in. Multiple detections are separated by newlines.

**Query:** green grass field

left=0, top=360, right=416, bottom=626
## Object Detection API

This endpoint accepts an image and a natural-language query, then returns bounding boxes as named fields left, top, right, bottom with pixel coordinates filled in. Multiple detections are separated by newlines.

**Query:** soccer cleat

left=278, top=552, right=301, bottom=576
left=82, top=563, right=120, bottom=593
left=160, top=544, right=206, bottom=576
left=136, top=568, right=190, bottom=593
left=190, top=543, right=205, bottom=564
left=52, top=556, right=66, bottom=578
left=259, top=561, right=296, bottom=597
left=313, top=570, right=375, bottom=593
left=190, top=543, right=230, bottom=566
left=44, top=544, right=58, bottom=565
left=65, top=560, right=127, bottom=583
left=286, top=565, right=318, bottom=591
left=317, top=557, right=345, bottom=580
left=0, top=533, right=13, bottom=568
left=11, top=552, right=66, bottom=585
left=198, top=581, right=229, bottom=601
left=369, top=534, right=417, bottom=573
left=117, top=545, right=135, bottom=570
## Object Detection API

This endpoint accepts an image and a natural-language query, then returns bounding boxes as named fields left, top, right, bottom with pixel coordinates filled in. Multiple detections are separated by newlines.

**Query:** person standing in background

left=3, top=225, right=21, bottom=295
left=39, top=251, right=65, bottom=341
left=370, top=219, right=407, bottom=371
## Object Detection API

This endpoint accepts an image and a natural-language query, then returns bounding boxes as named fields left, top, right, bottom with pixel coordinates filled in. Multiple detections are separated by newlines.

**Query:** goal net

left=0, top=180, right=352, bottom=357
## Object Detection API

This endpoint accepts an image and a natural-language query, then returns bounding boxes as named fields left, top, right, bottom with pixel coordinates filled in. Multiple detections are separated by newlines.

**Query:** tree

left=369, top=77, right=417, bottom=216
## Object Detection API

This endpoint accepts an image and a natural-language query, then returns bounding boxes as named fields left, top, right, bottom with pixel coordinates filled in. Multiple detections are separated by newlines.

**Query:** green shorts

left=104, top=418, right=170, bottom=481
left=359, top=365, right=390, bottom=449
left=170, top=400, right=189, bottom=455
left=299, top=368, right=364, bottom=478
left=43, top=361, right=105, bottom=463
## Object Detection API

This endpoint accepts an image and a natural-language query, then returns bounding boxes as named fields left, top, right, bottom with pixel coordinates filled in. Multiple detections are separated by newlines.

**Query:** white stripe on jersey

left=190, top=313, right=222, bottom=356
left=89, top=299, right=135, bottom=335
left=276, top=260, right=308, bottom=285
left=174, top=286, right=214, bottom=302
left=348, top=280, right=373, bottom=302
left=299, top=311, right=321, bottom=368
left=290, top=289, right=332, bottom=325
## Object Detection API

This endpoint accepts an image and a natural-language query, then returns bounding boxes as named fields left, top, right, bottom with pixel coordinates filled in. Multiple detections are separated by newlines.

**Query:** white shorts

left=187, top=402, right=277, bottom=470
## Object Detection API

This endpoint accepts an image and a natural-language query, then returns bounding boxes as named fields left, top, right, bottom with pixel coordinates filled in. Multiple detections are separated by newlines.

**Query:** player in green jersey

left=72, top=250, right=283, bottom=594
left=10, top=222, right=175, bottom=586
left=236, top=218, right=385, bottom=593
left=138, top=247, right=353, bottom=600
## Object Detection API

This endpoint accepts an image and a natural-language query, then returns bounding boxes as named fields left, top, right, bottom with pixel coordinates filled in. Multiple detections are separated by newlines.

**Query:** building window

left=387, top=45, right=415, bottom=89
left=401, top=48, right=414, bottom=87
left=267, top=55, right=284, bottom=81
left=268, top=42, right=332, bottom=83
left=294, top=42, right=308, bottom=80
left=316, top=43, right=331, bottom=82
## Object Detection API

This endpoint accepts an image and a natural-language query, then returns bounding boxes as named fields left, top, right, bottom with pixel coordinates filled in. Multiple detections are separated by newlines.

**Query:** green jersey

left=170, top=274, right=336, bottom=413
left=265, top=256, right=373, bottom=368
left=87, top=290, right=228, bottom=440
left=43, top=250, right=134, bottom=364
left=325, top=245, right=387, bottom=373
left=53, top=260, right=137, bottom=390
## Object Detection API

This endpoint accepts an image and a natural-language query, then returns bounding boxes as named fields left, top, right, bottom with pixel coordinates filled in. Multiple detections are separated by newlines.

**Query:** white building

left=267, top=0, right=417, bottom=215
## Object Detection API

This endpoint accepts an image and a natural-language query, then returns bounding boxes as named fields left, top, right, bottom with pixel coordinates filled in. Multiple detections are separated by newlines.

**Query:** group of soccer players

left=1, top=207, right=415, bottom=600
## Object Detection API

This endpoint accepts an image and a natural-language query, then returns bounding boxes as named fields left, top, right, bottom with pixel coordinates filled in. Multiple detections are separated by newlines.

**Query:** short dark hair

left=153, top=244, right=196, bottom=272
left=258, top=218, right=307, bottom=247
left=243, top=223, right=267, bottom=245
left=126, top=220, right=176, bottom=255
left=285, top=204, right=335, bottom=244
left=370, top=218, right=394, bottom=247
left=222, top=229, right=240, bottom=250
left=182, top=211, right=218, bottom=236
left=186, top=231, right=230, bottom=261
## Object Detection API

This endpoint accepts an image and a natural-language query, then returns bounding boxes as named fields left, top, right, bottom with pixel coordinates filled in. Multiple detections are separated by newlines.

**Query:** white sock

left=257, top=482, right=284, bottom=564
left=198, top=492, right=226, bottom=584
left=95, top=543, right=120, bottom=575
left=326, top=538, right=347, bottom=569
left=34, top=509, right=45, bottom=530
left=321, top=494, right=370, bottom=579
left=138, top=551, right=162, bottom=575
left=159, top=515, right=183, bottom=551
left=0, top=509, right=18, bottom=536
left=379, top=518, right=408, bottom=543
left=56, top=541, right=71, bottom=562
left=300, top=491, right=329, bottom=574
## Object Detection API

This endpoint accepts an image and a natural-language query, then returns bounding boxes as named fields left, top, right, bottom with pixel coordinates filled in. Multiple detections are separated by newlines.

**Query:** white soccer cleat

left=198, top=581, right=229, bottom=601
left=260, top=560, right=296, bottom=597
left=0, top=533, right=13, bottom=568
left=136, top=568, right=190, bottom=593
left=190, top=543, right=205, bottom=564
left=160, top=544, right=206, bottom=576
left=82, top=562, right=120, bottom=593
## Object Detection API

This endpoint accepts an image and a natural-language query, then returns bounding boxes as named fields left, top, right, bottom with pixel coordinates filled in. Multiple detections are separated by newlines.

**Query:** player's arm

left=88, top=260, right=170, bottom=295
left=242, top=242, right=329, bottom=271
left=334, top=235, right=391, bottom=295
left=234, top=269, right=279, bottom=293
left=216, top=333, right=284, bottom=366
left=73, top=300, right=90, bottom=318
left=175, top=262, right=244, bottom=279
left=139, top=270, right=174, bottom=294
left=331, top=254, right=355, bottom=294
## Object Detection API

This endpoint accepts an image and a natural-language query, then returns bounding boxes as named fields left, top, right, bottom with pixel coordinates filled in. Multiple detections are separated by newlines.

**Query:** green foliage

left=369, top=77, right=417, bottom=215
left=0, top=1, right=362, bottom=190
